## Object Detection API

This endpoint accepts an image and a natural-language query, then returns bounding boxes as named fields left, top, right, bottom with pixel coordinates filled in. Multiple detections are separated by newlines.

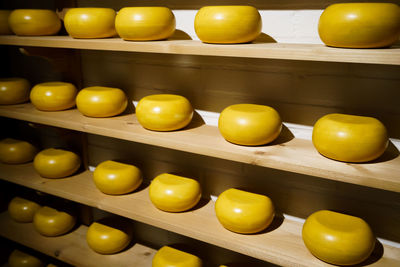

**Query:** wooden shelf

left=1, top=103, right=400, bottom=193
left=0, top=211, right=155, bottom=267
left=0, top=163, right=399, bottom=267
left=0, top=35, right=399, bottom=65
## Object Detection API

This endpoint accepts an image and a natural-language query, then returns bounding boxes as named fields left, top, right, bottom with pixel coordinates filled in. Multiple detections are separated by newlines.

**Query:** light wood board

left=0, top=163, right=399, bottom=267
left=0, top=36, right=399, bottom=65
left=76, top=0, right=389, bottom=10
left=0, top=103, right=399, bottom=192
left=0, top=211, right=155, bottom=267
left=86, top=134, right=400, bottom=242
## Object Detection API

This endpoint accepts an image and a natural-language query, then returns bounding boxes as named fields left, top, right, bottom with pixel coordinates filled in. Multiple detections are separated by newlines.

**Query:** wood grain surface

left=0, top=163, right=399, bottom=266
left=0, top=104, right=399, bottom=192
left=0, top=212, right=155, bottom=267
left=0, top=36, right=399, bottom=65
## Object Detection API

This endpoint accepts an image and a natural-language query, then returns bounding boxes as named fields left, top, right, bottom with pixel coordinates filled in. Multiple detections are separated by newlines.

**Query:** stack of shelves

left=0, top=162, right=399, bottom=266
left=1, top=2, right=399, bottom=266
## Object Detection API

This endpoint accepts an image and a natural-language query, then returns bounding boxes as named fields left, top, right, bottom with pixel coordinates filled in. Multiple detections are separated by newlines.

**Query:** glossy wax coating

left=30, top=82, right=77, bottom=111
left=152, top=246, right=203, bottom=267
left=319, top=3, right=400, bottom=48
left=136, top=94, right=193, bottom=131
left=149, top=173, right=201, bottom=212
left=93, top=160, right=142, bottom=195
left=312, top=113, right=388, bottom=162
left=33, top=206, right=76, bottom=236
left=302, top=210, right=375, bottom=265
left=218, top=104, right=282, bottom=146
left=33, top=148, right=81, bottom=178
left=8, top=197, right=41, bottom=223
left=0, top=78, right=30, bottom=105
left=86, top=222, right=131, bottom=254
left=215, top=188, right=275, bottom=234
left=64, top=8, right=116, bottom=38
left=8, top=250, right=43, bottom=267
left=76, top=86, right=128, bottom=117
left=195, top=6, right=262, bottom=43
left=116, top=7, right=175, bottom=41
left=0, top=138, right=37, bottom=164
left=9, top=9, right=61, bottom=36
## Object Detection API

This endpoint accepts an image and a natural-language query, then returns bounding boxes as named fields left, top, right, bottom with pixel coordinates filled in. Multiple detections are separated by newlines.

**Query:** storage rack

left=1, top=1, right=400, bottom=266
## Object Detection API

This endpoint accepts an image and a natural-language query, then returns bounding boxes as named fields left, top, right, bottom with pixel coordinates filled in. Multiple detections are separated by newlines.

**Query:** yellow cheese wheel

left=215, top=188, right=275, bottom=234
left=64, top=8, right=116, bottom=39
left=302, top=210, right=375, bottom=265
left=195, top=6, right=261, bottom=44
left=86, top=222, right=131, bottom=254
left=136, top=94, right=193, bottom=131
left=33, top=206, right=76, bottom=237
left=152, top=246, right=202, bottom=267
left=116, top=7, right=175, bottom=41
left=312, top=113, right=388, bottom=162
left=218, top=104, right=282, bottom=146
left=0, top=78, right=30, bottom=105
left=149, top=173, right=201, bottom=212
left=319, top=3, right=400, bottom=48
left=93, top=160, right=142, bottom=195
left=9, top=9, right=61, bottom=36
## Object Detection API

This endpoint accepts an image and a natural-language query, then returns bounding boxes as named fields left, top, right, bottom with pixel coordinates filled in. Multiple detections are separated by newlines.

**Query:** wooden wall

left=80, top=51, right=400, bottom=138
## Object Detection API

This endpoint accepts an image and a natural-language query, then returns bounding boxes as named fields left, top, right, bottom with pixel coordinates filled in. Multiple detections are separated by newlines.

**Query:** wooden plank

left=0, top=211, right=155, bottom=267
left=1, top=103, right=399, bottom=192
left=0, top=163, right=399, bottom=267
left=77, top=0, right=394, bottom=10
left=0, top=36, right=399, bottom=65
left=86, top=135, right=400, bottom=242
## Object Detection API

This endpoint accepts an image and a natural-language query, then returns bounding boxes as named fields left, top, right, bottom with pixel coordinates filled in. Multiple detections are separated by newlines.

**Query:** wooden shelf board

left=0, top=35, right=399, bottom=65
left=1, top=103, right=400, bottom=193
left=1, top=163, right=399, bottom=267
left=0, top=211, right=155, bottom=267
